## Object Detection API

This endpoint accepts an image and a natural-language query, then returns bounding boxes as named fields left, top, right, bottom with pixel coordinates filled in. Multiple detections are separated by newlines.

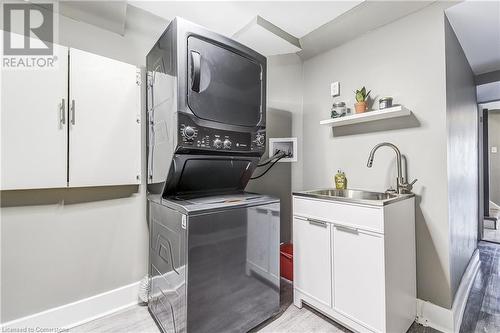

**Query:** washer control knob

left=183, top=126, right=196, bottom=139
left=213, top=138, right=223, bottom=149
left=223, top=139, right=232, bottom=149
left=256, top=133, right=265, bottom=146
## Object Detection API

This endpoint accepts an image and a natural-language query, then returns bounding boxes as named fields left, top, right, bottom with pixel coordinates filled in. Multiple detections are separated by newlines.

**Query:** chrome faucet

left=367, top=142, right=417, bottom=194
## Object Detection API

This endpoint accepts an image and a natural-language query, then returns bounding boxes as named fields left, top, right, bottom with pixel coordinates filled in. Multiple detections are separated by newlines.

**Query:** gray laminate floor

left=460, top=241, right=500, bottom=333
left=69, top=278, right=432, bottom=333
left=68, top=301, right=433, bottom=333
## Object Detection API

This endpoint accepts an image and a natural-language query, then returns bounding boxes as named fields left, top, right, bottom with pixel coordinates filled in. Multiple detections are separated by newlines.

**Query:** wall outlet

left=269, top=138, right=298, bottom=162
left=331, top=82, right=340, bottom=97
left=492, top=146, right=498, bottom=153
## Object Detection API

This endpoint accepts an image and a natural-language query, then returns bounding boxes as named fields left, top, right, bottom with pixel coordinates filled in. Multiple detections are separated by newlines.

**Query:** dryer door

left=187, top=36, right=263, bottom=127
left=162, top=155, right=260, bottom=197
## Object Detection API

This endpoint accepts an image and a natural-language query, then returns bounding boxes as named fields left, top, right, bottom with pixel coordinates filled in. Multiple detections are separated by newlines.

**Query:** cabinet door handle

left=307, top=218, right=328, bottom=228
left=336, top=225, right=359, bottom=234
left=59, top=98, right=66, bottom=127
left=70, top=100, right=75, bottom=125
left=256, top=208, right=268, bottom=214
left=147, top=108, right=155, bottom=182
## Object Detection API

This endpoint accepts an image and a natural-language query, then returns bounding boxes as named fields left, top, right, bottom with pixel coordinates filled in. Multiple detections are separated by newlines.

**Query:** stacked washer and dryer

left=146, top=18, right=280, bottom=333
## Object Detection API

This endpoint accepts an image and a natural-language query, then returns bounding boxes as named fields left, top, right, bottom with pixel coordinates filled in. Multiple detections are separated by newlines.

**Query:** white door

left=68, top=48, right=141, bottom=187
left=333, top=225, right=385, bottom=332
left=1, top=43, right=68, bottom=190
left=293, top=216, right=332, bottom=307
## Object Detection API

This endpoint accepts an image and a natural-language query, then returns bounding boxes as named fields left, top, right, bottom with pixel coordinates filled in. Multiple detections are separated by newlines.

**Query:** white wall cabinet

left=68, top=49, right=141, bottom=187
left=1, top=44, right=69, bottom=190
left=1, top=46, right=141, bottom=190
left=293, top=195, right=416, bottom=333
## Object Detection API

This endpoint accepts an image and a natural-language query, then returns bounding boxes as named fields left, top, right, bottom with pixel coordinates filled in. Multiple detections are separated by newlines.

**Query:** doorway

left=479, top=101, right=500, bottom=243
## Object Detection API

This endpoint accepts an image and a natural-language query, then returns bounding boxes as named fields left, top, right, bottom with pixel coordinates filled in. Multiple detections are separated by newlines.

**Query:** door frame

left=478, top=100, right=500, bottom=241
left=483, top=109, right=490, bottom=218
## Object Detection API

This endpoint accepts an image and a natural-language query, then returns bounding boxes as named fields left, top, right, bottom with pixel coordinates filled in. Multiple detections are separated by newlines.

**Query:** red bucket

left=280, top=243, right=293, bottom=281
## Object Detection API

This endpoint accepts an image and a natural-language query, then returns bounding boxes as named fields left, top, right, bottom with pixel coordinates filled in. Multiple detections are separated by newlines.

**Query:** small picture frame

left=269, top=137, right=297, bottom=162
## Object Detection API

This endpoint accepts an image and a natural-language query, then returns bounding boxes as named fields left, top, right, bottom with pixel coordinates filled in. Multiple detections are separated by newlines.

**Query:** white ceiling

left=129, top=1, right=362, bottom=39
left=446, top=0, right=500, bottom=75
left=47, top=1, right=441, bottom=59
left=233, top=16, right=302, bottom=56
left=59, top=1, right=128, bottom=35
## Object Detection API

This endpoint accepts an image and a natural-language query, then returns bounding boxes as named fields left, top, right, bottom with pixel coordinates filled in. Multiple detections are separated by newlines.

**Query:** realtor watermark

left=2, top=2, right=58, bottom=69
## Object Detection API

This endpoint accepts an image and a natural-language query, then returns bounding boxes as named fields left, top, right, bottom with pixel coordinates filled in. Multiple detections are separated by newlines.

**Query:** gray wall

left=245, top=55, right=304, bottom=243
left=245, top=109, right=292, bottom=242
left=444, top=17, right=479, bottom=301
left=1, top=187, right=148, bottom=322
left=0, top=8, right=167, bottom=323
left=490, top=112, right=500, bottom=205
left=266, top=55, right=304, bottom=192
left=300, top=3, right=453, bottom=308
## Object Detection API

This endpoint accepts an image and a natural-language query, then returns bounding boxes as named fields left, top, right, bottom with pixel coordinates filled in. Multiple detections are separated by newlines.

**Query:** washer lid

left=158, top=192, right=279, bottom=214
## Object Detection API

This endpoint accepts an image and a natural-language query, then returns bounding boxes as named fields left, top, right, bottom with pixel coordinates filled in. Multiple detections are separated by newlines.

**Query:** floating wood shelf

left=320, top=106, right=411, bottom=127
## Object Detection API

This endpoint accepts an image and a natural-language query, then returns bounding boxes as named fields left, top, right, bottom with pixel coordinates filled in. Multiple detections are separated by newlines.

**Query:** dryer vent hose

left=138, top=275, right=150, bottom=304
left=251, top=150, right=288, bottom=180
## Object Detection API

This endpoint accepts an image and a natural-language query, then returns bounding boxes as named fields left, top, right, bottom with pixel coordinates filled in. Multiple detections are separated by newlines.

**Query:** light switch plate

left=331, top=82, right=340, bottom=97
left=492, top=146, right=498, bottom=153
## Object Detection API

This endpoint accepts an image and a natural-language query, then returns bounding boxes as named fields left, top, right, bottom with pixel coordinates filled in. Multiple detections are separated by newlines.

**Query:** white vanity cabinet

left=293, top=195, right=416, bottom=333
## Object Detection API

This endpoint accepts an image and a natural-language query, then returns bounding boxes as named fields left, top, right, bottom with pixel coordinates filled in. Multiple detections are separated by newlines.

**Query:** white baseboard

left=416, top=299, right=454, bottom=333
left=452, top=250, right=480, bottom=332
left=416, top=249, right=480, bottom=333
left=0, top=281, right=141, bottom=331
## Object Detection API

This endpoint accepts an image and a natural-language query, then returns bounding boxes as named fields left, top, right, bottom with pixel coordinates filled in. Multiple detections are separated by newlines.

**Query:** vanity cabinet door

left=293, top=216, right=332, bottom=307
left=332, top=225, right=385, bottom=331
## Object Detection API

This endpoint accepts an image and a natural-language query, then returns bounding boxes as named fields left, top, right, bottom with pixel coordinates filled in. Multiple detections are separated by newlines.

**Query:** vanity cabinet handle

left=256, top=208, right=268, bottom=214
left=336, top=225, right=359, bottom=234
left=307, top=218, right=328, bottom=228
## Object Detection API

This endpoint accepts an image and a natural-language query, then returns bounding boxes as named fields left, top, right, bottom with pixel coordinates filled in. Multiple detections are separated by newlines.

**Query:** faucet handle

left=385, top=186, right=397, bottom=194
left=402, top=179, right=418, bottom=193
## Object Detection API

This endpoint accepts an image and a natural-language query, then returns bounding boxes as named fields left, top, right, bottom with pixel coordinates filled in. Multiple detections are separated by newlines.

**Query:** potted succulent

left=354, top=86, right=371, bottom=113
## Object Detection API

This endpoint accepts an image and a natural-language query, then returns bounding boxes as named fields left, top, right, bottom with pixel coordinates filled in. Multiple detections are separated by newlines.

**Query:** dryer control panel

left=178, top=116, right=265, bottom=153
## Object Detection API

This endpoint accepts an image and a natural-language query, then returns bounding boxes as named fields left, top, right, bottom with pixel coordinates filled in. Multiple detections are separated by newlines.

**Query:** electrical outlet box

left=269, top=138, right=298, bottom=162
left=331, top=82, right=340, bottom=97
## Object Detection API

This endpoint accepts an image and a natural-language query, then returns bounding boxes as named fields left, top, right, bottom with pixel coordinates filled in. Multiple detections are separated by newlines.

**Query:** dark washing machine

left=146, top=18, right=279, bottom=333
left=148, top=193, right=280, bottom=333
